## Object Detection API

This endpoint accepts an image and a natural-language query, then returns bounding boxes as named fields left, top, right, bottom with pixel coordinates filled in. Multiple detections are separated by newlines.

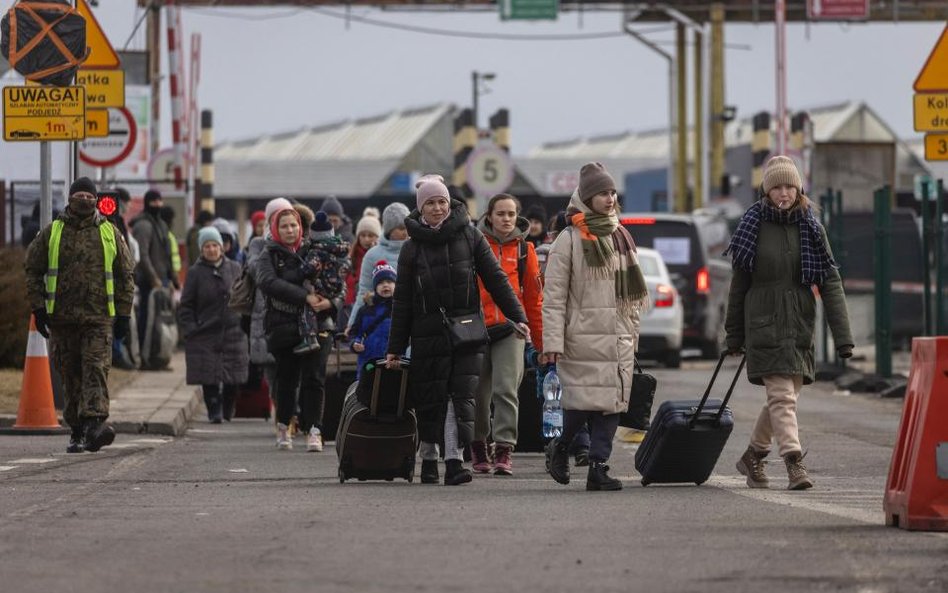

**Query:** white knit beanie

left=355, top=215, right=382, bottom=238
left=264, top=197, right=293, bottom=224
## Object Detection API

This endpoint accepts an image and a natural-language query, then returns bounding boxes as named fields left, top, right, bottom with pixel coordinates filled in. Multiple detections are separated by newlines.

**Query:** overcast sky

left=60, top=6, right=948, bottom=154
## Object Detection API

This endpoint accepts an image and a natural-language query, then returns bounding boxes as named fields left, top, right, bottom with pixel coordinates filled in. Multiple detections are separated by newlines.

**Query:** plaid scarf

left=570, top=211, right=649, bottom=316
left=723, top=200, right=837, bottom=286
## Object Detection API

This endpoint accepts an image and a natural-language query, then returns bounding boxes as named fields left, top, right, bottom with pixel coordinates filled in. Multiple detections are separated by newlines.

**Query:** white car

left=636, top=247, right=684, bottom=368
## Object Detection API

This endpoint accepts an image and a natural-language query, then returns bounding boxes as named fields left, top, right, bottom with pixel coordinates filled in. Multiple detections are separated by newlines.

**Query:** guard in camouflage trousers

left=24, top=177, right=136, bottom=454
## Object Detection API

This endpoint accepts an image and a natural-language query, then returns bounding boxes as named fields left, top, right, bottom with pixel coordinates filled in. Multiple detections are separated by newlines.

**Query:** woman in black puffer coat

left=178, top=226, right=249, bottom=423
left=385, top=175, right=529, bottom=486
left=256, top=205, right=338, bottom=452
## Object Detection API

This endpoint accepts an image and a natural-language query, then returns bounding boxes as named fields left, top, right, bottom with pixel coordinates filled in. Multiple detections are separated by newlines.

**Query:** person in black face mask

left=23, top=177, right=136, bottom=453
left=130, top=190, right=175, bottom=360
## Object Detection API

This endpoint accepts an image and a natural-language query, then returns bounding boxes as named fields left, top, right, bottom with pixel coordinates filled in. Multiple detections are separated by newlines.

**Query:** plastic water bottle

left=542, top=366, right=563, bottom=438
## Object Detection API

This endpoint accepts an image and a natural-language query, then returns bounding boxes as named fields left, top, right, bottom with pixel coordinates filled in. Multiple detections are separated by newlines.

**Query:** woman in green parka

left=724, top=155, right=853, bottom=491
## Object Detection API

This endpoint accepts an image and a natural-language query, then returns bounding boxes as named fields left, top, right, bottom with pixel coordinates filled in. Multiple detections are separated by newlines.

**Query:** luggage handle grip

left=689, top=351, right=746, bottom=428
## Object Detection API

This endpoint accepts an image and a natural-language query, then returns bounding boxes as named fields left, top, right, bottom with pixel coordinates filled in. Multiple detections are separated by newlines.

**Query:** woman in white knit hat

left=724, top=155, right=853, bottom=491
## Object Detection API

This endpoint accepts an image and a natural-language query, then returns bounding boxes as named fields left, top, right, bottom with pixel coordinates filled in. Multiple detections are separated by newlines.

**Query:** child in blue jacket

left=349, top=260, right=396, bottom=377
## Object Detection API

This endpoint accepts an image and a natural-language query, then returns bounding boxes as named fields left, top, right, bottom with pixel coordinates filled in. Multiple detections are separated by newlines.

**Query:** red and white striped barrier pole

left=166, top=0, right=185, bottom=191
left=188, top=32, right=202, bottom=223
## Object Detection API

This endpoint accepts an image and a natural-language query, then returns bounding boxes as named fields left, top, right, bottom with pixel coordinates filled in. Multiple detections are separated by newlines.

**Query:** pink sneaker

left=471, top=440, right=492, bottom=473
left=493, top=444, right=513, bottom=476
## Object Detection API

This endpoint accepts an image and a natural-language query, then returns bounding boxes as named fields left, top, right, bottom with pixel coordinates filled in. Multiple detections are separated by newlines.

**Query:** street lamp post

left=471, top=70, right=496, bottom=131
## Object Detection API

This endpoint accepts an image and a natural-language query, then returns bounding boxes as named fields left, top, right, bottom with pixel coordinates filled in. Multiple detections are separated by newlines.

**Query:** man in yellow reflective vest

left=24, top=177, right=135, bottom=454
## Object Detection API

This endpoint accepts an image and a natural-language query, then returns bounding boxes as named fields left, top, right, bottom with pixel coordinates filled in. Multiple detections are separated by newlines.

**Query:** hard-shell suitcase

left=336, top=359, right=417, bottom=483
left=635, top=353, right=746, bottom=486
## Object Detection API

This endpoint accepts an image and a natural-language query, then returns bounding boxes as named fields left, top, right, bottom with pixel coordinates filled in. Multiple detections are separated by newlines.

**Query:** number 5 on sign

left=465, top=143, right=514, bottom=196
left=924, top=133, right=948, bottom=161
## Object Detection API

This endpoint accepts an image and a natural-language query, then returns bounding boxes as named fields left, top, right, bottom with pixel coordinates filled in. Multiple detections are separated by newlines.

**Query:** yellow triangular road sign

left=915, top=25, right=948, bottom=93
left=77, top=0, right=120, bottom=70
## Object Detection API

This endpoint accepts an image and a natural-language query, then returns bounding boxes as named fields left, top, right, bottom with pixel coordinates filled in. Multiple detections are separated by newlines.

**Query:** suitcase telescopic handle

left=690, top=352, right=747, bottom=427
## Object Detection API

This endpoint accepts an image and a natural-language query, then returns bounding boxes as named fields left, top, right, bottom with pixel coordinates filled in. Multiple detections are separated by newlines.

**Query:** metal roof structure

left=140, top=1, right=948, bottom=23
left=215, top=103, right=455, bottom=198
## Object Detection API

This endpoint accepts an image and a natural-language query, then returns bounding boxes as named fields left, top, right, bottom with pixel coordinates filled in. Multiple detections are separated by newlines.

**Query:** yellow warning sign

left=86, top=109, right=109, bottom=137
left=914, top=93, right=948, bottom=132
left=77, top=0, right=120, bottom=70
left=915, top=25, right=948, bottom=93
left=2, top=85, right=86, bottom=141
left=76, top=70, right=124, bottom=108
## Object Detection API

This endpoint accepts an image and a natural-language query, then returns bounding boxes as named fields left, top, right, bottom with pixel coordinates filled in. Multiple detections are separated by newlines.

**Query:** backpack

left=228, top=264, right=256, bottom=316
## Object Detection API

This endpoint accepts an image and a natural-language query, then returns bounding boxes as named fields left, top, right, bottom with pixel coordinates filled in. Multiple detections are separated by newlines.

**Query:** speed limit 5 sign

left=465, top=143, right=515, bottom=196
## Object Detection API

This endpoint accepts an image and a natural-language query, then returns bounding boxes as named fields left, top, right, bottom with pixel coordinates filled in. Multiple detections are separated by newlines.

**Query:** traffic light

left=96, top=190, right=119, bottom=217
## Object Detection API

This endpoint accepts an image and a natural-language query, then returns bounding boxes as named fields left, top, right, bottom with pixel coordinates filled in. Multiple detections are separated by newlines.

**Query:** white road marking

left=128, top=438, right=171, bottom=444
left=227, top=468, right=249, bottom=473
left=8, top=458, right=56, bottom=464
left=0, top=466, right=16, bottom=471
left=706, top=475, right=883, bottom=525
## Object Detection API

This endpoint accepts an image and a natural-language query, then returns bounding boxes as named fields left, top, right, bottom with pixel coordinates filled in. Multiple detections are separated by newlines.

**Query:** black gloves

left=114, top=316, right=131, bottom=341
left=837, top=344, right=854, bottom=359
left=723, top=345, right=745, bottom=356
left=32, top=308, right=50, bottom=339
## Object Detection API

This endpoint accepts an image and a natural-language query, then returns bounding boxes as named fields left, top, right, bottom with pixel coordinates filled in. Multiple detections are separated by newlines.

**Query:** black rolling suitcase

left=635, top=353, right=746, bottom=486
left=336, top=359, right=417, bottom=483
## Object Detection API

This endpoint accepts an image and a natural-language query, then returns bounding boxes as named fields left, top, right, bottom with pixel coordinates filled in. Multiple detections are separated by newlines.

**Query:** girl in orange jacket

left=472, top=193, right=544, bottom=475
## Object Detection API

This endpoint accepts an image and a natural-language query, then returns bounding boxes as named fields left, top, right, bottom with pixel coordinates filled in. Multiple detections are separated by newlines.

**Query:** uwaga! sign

left=2, top=85, right=86, bottom=141
left=5, top=86, right=84, bottom=116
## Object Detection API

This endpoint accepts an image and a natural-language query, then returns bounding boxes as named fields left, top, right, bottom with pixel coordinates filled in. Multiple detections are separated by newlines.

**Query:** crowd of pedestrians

left=27, top=155, right=851, bottom=493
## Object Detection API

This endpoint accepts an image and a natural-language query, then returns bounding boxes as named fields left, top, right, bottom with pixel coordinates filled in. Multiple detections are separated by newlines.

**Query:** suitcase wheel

left=641, top=479, right=650, bottom=487
left=402, top=458, right=414, bottom=483
left=338, top=468, right=346, bottom=484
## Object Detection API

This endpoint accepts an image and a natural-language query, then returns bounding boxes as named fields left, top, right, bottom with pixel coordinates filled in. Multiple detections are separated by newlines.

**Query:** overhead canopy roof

left=215, top=103, right=454, bottom=198
left=139, top=1, right=948, bottom=22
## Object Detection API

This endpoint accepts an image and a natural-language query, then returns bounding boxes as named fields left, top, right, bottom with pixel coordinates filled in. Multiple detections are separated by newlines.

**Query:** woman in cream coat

left=542, top=163, right=648, bottom=491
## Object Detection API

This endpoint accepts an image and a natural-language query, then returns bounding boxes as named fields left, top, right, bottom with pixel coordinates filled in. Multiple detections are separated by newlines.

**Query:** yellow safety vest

left=168, top=230, right=181, bottom=275
left=46, top=219, right=117, bottom=317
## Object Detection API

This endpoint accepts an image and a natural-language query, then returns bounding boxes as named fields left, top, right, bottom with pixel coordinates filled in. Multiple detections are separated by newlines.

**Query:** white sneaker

left=306, top=427, right=323, bottom=452
left=276, top=423, right=292, bottom=450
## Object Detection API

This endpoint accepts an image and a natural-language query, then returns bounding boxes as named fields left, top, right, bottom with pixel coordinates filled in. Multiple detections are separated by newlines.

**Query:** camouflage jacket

left=24, top=208, right=135, bottom=324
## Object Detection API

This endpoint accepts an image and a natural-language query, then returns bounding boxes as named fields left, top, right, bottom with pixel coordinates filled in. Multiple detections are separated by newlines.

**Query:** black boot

left=420, top=460, right=440, bottom=484
left=444, top=459, right=472, bottom=486
left=83, top=418, right=116, bottom=453
left=205, top=394, right=222, bottom=424
left=586, top=462, right=623, bottom=491
left=66, top=426, right=85, bottom=454
left=573, top=446, right=590, bottom=467
left=222, top=389, right=236, bottom=422
left=546, top=438, right=571, bottom=485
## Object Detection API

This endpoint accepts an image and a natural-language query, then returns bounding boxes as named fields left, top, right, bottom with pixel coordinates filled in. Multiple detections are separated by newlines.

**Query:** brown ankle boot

left=783, top=452, right=813, bottom=490
left=736, top=446, right=769, bottom=488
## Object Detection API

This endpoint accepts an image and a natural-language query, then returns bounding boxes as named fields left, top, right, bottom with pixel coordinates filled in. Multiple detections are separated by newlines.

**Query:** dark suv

left=620, top=212, right=732, bottom=358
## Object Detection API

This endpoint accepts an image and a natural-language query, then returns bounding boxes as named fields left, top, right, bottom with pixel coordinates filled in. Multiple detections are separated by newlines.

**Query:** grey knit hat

left=319, top=195, right=344, bottom=217
left=578, top=162, right=616, bottom=203
left=382, top=202, right=410, bottom=238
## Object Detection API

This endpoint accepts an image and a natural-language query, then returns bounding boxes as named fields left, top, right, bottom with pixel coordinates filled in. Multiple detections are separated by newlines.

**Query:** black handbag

left=419, top=244, right=488, bottom=351
left=619, top=360, right=657, bottom=430
left=441, top=309, right=488, bottom=350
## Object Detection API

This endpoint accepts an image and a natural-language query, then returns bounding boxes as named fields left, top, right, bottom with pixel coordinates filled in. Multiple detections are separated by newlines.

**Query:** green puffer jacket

left=724, top=215, right=853, bottom=386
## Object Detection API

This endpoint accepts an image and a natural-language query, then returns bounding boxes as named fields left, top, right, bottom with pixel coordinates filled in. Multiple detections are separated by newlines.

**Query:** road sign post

left=874, top=186, right=892, bottom=378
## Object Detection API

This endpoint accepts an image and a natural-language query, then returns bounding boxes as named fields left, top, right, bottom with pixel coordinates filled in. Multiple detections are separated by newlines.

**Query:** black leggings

left=561, top=411, right=620, bottom=463
left=272, top=332, right=331, bottom=430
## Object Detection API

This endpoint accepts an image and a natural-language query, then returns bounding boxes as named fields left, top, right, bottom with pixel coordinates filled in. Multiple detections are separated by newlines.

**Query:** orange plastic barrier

left=883, top=337, right=948, bottom=531
left=11, top=315, right=61, bottom=433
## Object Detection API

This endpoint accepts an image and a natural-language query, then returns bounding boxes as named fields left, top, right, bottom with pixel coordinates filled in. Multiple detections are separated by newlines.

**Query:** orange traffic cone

left=4, top=314, right=66, bottom=434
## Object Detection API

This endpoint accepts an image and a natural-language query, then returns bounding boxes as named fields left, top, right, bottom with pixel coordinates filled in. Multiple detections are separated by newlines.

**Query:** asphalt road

left=1, top=360, right=945, bottom=593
